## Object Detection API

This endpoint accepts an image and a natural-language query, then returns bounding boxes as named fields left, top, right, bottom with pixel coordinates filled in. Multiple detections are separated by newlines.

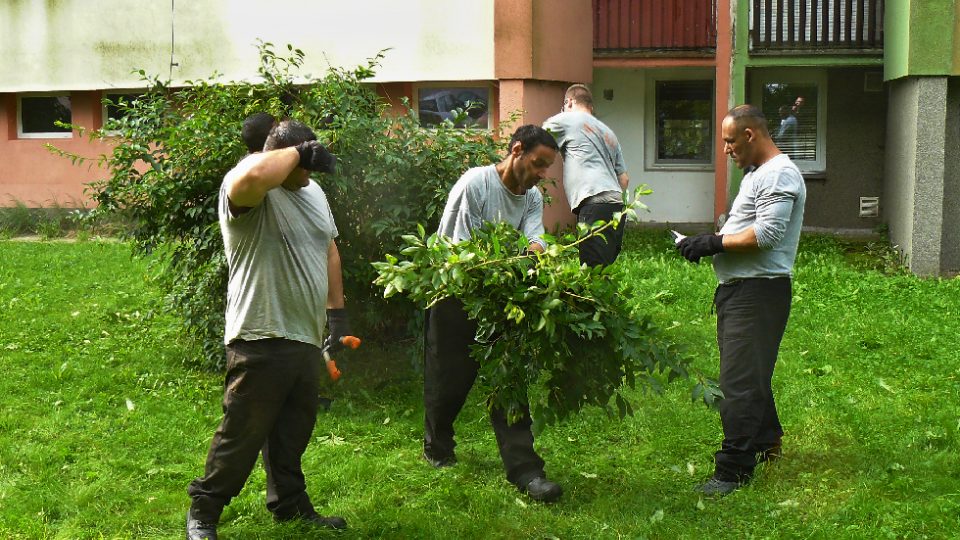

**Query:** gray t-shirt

left=542, top=111, right=627, bottom=211
left=713, top=154, right=806, bottom=283
left=437, top=165, right=546, bottom=250
left=218, top=181, right=338, bottom=347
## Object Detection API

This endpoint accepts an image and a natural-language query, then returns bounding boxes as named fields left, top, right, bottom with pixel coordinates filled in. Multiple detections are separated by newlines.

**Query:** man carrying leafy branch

left=422, top=124, right=564, bottom=503
left=677, top=105, right=806, bottom=496
left=186, top=119, right=351, bottom=539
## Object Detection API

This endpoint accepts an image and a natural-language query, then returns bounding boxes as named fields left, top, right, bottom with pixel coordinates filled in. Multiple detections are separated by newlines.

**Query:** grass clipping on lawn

left=374, top=209, right=719, bottom=434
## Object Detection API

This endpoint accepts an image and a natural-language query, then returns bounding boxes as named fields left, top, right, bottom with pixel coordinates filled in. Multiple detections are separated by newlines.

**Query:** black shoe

left=186, top=510, right=218, bottom=540
left=520, top=476, right=562, bottom=503
left=276, top=511, right=347, bottom=530
left=758, top=441, right=783, bottom=463
left=423, top=451, right=457, bottom=468
left=697, top=477, right=741, bottom=496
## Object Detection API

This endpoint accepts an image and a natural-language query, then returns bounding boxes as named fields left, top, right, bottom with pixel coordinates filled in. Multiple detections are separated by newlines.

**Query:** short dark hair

left=565, top=84, right=594, bottom=108
left=508, top=124, right=559, bottom=156
left=727, top=104, right=769, bottom=135
left=263, top=119, right=317, bottom=151
left=241, top=113, right=276, bottom=153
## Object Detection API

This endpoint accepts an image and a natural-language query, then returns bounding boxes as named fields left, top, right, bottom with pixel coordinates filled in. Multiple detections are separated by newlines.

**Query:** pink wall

left=0, top=91, right=111, bottom=208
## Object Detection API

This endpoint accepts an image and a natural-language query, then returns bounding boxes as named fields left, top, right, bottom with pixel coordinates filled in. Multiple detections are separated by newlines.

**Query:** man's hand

left=324, top=308, right=352, bottom=352
left=295, top=141, right=337, bottom=173
left=677, top=233, right=724, bottom=263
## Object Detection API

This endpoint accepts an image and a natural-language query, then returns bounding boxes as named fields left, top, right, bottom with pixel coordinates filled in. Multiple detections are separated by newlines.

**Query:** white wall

left=591, top=67, right=715, bottom=224
left=0, top=0, right=495, bottom=91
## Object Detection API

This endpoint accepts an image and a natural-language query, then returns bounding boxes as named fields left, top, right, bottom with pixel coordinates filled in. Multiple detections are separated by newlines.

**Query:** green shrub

left=374, top=197, right=721, bottom=431
left=50, top=43, right=506, bottom=369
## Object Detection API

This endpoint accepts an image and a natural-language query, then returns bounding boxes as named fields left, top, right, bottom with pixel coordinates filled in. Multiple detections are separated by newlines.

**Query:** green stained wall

left=885, top=0, right=960, bottom=80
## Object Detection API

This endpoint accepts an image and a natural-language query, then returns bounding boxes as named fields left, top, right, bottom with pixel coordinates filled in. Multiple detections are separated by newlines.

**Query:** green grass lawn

left=1, top=234, right=958, bottom=539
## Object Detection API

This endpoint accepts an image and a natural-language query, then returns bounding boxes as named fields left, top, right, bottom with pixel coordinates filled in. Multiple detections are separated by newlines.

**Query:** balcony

left=593, top=0, right=717, bottom=53
left=751, top=0, right=884, bottom=53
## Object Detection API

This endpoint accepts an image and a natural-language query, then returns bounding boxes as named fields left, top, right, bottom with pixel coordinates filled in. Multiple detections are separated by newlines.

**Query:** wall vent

left=859, top=196, right=880, bottom=218
left=864, top=72, right=883, bottom=92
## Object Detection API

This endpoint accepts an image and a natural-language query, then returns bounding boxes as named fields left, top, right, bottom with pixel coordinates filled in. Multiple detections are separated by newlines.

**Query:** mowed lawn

left=0, top=234, right=958, bottom=539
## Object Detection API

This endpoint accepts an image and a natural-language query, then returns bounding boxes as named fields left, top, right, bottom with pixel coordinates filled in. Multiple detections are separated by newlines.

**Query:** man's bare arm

left=225, top=148, right=300, bottom=208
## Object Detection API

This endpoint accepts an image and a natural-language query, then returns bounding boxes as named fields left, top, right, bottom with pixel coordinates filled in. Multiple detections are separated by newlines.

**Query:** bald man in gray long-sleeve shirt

left=677, top=105, right=806, bottom=496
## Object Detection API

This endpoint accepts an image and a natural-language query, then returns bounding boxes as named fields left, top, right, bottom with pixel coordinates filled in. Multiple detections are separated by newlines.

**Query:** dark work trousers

left=713, top=277, right=792, bottom=482
left=187, top=338, right=322, bottom=523
left=576, top=202, right=626, bottom=267
left=423, top=297, right=546, bottom=486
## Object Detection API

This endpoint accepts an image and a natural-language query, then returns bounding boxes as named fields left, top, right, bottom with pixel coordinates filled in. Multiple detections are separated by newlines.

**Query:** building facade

left=1, top=0, right=957, bottom=274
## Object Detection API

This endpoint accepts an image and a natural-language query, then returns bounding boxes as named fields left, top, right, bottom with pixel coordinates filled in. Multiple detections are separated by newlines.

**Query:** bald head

left=726, top=105, right=770, bottom=137
left=722, top=104, right=781, bottom=170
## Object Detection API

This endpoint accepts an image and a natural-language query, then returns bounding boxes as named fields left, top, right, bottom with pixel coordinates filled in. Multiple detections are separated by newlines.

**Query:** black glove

left=677, top=233, right=724, bottom=263
left=324, top=308, right=352, bottom=353
left=295, top=140, right=337, bottom=173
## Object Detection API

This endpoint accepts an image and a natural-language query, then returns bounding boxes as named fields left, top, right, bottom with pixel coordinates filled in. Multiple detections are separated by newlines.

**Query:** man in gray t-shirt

left=677, top=105, right=806, bottom=497
left=543, top=84, right=630, bottom=266
left=424, top=125, right=565, bottom=503
left=186, top=120, right=350, bottom=539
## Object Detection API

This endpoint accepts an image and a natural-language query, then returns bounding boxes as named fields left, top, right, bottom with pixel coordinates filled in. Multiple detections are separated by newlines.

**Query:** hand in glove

left=323, top=308, right=352, bottom=353
left=295, top=140, right=337, bottom=173
left=677, top=233, right=724, bottom=263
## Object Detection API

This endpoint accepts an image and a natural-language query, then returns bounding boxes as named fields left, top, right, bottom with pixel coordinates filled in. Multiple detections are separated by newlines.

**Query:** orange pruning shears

left=322, top=335, right=361, bottom=381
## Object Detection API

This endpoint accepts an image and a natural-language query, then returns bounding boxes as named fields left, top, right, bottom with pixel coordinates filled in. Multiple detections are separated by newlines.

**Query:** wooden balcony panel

left=593, top=0, right=717, bottom=52
left=750, top=0, right=884, bottom=53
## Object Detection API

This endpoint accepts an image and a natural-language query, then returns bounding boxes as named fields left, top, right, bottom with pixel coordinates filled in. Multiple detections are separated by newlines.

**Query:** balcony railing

left=593, top=0, right=717, bottom=52
left=751, top=0, right=884, bottom=52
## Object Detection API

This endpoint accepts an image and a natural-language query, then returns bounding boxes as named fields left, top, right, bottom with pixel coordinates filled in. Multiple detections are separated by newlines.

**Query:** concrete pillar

left=942, top=77, right=960, bottom=273
left=885, top=76, right=949, bottom=276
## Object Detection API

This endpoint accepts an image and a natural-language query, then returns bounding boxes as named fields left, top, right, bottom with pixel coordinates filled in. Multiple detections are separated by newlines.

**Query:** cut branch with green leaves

left=374, top=188, right=721, bottom=432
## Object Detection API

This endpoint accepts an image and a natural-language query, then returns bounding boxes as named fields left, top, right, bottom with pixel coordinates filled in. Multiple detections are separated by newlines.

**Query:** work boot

left=697, top=477, right=741, bottom=496
left=520, top=476, right=562, bottom=503
left=185, top=510, right=218, bottom=540
left=422, top=451, right=457, bottom=468
left=276, top=511, right=347, bottom=530
left=758, top=440, right=783, bottom=463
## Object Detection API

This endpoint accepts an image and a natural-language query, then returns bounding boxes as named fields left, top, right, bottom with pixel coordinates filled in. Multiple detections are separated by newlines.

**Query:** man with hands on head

left=423, top=125, right=565, bottom=503
left=677, top=105, right=806, bottom=496
left=186, top=119, right=352, bottom=540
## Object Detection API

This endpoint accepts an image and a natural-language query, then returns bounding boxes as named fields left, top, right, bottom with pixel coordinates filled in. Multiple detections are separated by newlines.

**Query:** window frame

left=644, top=73, right=715, bottom=172
left=17, top=92, right=73, bottom=139
left=750, top=69, right=828, bottom=173
left=413, top=83, right=493, bottom=130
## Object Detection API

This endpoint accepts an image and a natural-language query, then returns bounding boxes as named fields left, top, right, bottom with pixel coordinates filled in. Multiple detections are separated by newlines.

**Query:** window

left=752, top=70, right=827, bottom=172
left=102, top=92, right=145, bottom=134
left=18, top=94, right=72, bottom=139
left=416, top=85, right=490, bottom=129
left=645, top=76, right=714, bottom=170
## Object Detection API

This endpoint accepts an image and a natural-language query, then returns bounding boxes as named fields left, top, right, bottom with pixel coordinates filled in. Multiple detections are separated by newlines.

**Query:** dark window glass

left=655, top=81, right=713, bottom=163
left=418, top=87, right=489, bottom=129
left=21, top=95, right=72, bottom=134
left=761, top=83, right=818, bottom=162
left=104, top=93, right=143, bottom=122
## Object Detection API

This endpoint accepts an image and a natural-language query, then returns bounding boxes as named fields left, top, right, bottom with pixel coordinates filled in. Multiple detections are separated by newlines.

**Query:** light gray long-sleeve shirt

left=437, top=165, right=546, bottom=250
left=713, top=153, right=806, bottom=283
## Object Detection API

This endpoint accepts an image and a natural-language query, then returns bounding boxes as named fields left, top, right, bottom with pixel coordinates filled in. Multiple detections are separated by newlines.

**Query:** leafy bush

left=50, top=43, right=506, bottom=368
left=374, top=195, right=721, bottom=431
